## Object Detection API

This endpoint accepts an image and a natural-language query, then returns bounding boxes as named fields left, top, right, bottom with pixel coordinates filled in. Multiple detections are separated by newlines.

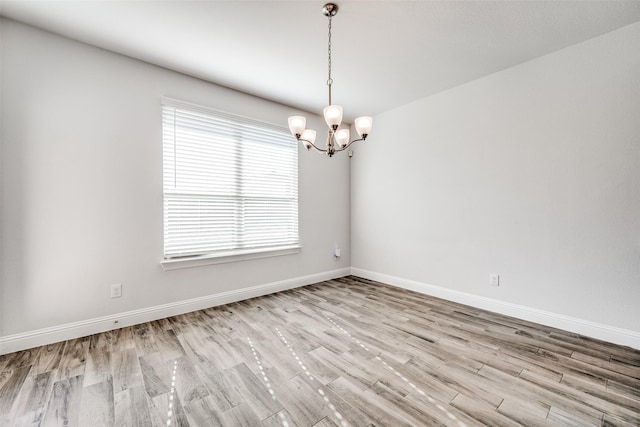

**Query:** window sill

left=161, top=245, right=301, bottom=271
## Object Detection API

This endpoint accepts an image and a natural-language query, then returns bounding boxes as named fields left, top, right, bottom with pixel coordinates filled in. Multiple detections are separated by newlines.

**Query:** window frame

left=160, top=97, right=301, bottom=270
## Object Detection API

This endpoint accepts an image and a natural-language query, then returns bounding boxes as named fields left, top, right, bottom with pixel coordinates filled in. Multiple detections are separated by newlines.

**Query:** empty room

left=1, top=1, right=639, bottom=426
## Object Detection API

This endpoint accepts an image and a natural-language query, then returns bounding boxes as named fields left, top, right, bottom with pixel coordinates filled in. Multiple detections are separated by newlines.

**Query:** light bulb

left=323, top=105, right=343, bottom=129
left=288, top=116, right=306, bottom=137
left=300, top=129, right=317, bottom=145
left=354, top=116, right=373, bottom=138
left=334, top=129, right=350, bottom=148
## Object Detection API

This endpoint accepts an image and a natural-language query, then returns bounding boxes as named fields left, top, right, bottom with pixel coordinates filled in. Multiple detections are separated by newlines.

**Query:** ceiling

left=2, top=1, right=640, bottom=121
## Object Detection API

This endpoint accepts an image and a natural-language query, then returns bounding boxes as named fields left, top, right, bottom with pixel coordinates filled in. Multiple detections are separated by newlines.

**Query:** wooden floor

left=1, top=276, right=639, bottom=427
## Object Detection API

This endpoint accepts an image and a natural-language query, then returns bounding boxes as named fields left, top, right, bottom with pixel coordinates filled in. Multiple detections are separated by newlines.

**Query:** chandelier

left=288, top=3, right=372, bottom=157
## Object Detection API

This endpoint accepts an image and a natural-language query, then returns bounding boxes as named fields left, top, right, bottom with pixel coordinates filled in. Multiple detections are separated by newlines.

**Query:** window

left=162, top=98, right=299, bottom=262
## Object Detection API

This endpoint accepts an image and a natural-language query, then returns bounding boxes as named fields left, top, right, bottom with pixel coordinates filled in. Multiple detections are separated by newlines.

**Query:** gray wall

left=0, top=19, right=351, bottom=338
left=351, top=22, right=640, bottom=333
left=2, top=17, right=639, bottom=349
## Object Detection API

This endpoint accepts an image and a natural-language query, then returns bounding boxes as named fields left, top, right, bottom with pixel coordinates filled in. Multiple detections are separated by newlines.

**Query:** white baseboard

left=5, top=266, right=637, bottom=354
left=0, top=268, right=350, bottom=355
left=351, top=267, right=640, bottom=350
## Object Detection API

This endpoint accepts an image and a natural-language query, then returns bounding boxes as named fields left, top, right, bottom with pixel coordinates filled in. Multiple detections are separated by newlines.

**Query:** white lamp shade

left=334, top=129, right=350, bottom=148
left=288, top=116, right=306, bottom=136
left=300, top=129, right=317, bottom=145
left=354, top=116, right=373, bottom=137
left=323, top=105, right=343, bottom=129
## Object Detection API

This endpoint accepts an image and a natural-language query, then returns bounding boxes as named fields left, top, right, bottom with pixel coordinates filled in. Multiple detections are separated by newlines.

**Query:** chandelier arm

left=298, top=138, right=328, bottom=153
left=334, top=137, right=365, bottom=152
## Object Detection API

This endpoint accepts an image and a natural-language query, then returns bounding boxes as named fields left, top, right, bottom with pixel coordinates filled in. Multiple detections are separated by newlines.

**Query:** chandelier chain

left=327, top=15, right=333, bottom=104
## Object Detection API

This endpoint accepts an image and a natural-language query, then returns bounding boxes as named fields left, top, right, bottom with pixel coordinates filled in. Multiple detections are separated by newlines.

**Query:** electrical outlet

left=489, top=274, right=500, bottom=287
left=111, top=284, right=122, bottom=298
left=333, top=243, right=341, bottom=258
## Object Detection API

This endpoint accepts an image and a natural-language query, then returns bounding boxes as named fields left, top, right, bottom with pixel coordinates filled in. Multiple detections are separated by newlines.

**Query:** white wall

left=352, top=23, right=640, bottom=336
left=0, top=19, right=351, bottom=344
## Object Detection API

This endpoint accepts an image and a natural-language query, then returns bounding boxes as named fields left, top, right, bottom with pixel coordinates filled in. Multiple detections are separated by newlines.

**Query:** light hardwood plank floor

left=0, top=276, right=638, bottom=426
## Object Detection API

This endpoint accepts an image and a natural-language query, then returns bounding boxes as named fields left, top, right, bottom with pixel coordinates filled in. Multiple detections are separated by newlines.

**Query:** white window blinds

left=162, top=98, right=299, bottom=259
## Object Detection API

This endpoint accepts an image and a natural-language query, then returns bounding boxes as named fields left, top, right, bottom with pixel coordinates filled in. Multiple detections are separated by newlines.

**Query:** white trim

left=161, top=245, right=302, bottom=270
left=350, top=267, right=640, bottom=350
left=0, top=268, right=350, bottom=355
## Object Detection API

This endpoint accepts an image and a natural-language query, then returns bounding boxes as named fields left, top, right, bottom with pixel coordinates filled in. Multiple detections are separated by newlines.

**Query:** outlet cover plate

left=489, top=274, right=500, bottom=286
left=111, top=284, right=122, bottom=298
